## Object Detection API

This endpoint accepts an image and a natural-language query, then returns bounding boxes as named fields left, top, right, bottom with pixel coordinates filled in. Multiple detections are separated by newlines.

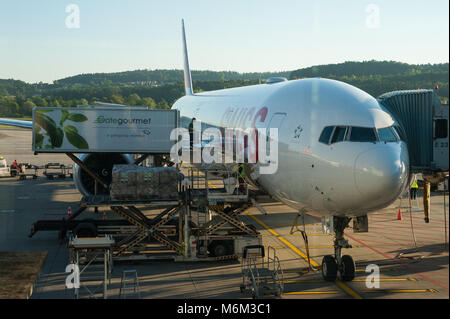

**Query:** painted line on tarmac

left=306, top=212, right=450, bottom=293
left=335, top=280, right=362, bottom=299
left=355, top=267, right=404, bottom=273
left=246, top=212, right=319, bottom=268
left=363, top=289, right=438, bottom=293
left=245, top=211, right=363, bottom=300
left=353, top=277, right=417, bottom=282
left=283, top=291, right=340, bottom=295
left=274, top=278, right=416, bottom=284
left=344, top=232, right=449, bottom=292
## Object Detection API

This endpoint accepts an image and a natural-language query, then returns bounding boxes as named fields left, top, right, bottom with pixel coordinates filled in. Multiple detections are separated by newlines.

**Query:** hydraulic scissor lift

left=29, top=154, right=262, bottom=262
left=78, top=195, right=185, bottom=259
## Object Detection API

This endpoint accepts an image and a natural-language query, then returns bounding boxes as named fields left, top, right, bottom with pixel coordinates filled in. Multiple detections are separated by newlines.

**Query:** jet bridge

left=378, top=89, right=449, bottom=182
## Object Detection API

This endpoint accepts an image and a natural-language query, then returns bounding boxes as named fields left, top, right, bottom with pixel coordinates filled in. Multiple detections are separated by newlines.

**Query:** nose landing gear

left=322, top=217, right=355, bottom=282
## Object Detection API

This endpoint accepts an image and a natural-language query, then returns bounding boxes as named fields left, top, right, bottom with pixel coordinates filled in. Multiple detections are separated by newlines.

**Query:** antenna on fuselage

left=182, top=19, right=193, bottom=96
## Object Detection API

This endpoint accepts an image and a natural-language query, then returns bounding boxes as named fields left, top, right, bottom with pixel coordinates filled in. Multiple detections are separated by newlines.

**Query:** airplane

left=0, top=19, right=410, bottom=282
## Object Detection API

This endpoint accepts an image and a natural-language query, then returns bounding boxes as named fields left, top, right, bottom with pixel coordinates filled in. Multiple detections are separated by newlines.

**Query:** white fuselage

left=172, top=78, right=410, bottom=218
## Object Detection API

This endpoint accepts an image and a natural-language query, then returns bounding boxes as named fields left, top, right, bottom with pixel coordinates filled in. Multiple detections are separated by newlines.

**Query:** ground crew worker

left=238, top=163, right=246, bottom=194
left=12, top=160, right=20, bottom=170
left=189, top=118, right=196, bottom=149
left=12, top=159, right=21, bottom=174
left=410, top=176, right=419, bottom=200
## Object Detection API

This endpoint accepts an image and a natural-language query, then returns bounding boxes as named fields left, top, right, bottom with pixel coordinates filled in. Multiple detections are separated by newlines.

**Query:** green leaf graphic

left=35, top=112, right=63, bottom=148
left=67, top=113, right=88, bottom=122
left=64, top=125, right=78, bottom=134
left=60, top=110, right=69, bottom=126
left=64, top=125, right=89, bottom=149
left=54, top=127, right=64, bottom=148
left=35, top=132, right=44, bottom=148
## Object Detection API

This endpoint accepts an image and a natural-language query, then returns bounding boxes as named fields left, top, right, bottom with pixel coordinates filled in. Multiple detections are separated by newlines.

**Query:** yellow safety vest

left=411, top=180, right=418, bottom=188
left=238, top=164, right=246, bottom=178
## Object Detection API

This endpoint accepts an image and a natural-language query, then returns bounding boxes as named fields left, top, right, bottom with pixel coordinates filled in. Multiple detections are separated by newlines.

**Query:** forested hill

left=56, top=70, right=291, bottom=87
left=0, top=60, right=448, bottom=118
left=290, top=60, right=448, bottom=100
left=290, top=61, right=448, bottom=78
left=47, top=61, right=450, bottom=88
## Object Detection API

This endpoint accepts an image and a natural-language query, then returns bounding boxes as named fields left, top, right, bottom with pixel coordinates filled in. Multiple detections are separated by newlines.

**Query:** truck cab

left=0, top=156, right=10, bottom=177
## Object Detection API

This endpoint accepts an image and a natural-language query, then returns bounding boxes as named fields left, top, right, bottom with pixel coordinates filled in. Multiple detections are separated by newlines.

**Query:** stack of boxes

left=136, top=166, right=159, bottom=199
left=110, top=165, right=137, bottom=200
left=111, top=165, right=178, bottom=200
left=157, top=167, right=179, bottom=199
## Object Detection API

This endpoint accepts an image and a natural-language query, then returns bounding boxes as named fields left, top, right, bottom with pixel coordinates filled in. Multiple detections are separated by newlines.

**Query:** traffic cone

left=67, top=206, right=72, bottom=218
left=397, top=208, right=402, bottom=220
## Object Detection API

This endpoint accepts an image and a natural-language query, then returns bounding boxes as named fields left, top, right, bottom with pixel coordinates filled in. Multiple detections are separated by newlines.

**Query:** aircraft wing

left=0, top=118, right=33, bottom=129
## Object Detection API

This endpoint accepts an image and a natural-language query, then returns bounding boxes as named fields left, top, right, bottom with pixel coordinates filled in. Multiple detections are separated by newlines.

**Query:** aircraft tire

left=322, top=255, right=338, bottom=281
left=341, top=255, right=356, bottom=281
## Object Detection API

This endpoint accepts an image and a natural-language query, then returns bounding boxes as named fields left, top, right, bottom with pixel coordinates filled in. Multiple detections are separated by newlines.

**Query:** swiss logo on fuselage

left=220, top=106, right=268, bottom=163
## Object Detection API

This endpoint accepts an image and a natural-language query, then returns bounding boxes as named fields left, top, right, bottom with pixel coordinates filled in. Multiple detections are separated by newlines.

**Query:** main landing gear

left=322, top=217, right=355, bottom=282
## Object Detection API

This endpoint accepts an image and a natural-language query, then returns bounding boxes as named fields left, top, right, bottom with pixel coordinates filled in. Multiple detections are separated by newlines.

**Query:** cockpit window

left=319, top=126, right=334, bottom=144
left=377, top=127, right=398, bottom=142
left=331, top=126, right=348, bottom=144
left=349, top=127, right=377, bottom=142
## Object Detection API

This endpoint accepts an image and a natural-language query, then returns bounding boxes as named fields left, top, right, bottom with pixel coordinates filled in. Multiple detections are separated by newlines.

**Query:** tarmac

left=0, top=128, right=448, bottom=299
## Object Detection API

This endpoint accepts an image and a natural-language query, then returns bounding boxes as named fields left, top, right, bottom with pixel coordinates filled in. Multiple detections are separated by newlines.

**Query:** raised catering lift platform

left=30, top=164, right=262, bottom=262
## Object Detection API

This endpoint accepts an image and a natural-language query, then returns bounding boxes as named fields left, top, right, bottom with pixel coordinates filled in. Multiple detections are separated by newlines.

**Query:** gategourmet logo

left=94, top=116, right=152, bottom=126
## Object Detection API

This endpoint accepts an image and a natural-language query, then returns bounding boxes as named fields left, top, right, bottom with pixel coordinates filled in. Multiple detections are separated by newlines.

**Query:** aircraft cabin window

left=319, top=126, right=334, bottom=144
left=349, top=127, right=377, bottom=142
left=377, top=127, right=398, bottom=142
left=330, top=126, right=348, bottom=144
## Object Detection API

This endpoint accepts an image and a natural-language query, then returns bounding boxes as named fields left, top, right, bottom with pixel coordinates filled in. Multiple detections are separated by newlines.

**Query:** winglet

left=182, top=19, right=193, bottom=96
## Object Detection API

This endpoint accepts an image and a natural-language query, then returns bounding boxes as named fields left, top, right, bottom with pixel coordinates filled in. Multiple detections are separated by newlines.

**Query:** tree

left=3, top=97, right=20, bottom=115
left=126, top=93, right=142, bottom=106
left=32, top=96, right=48, bottom=107
left=156, top=99, right=169, bottom=109
left=141, top=97, right=156, bottom=109
left=110, top=94, right=125, bottom=105
left=21, top=99, right=35, bottom=115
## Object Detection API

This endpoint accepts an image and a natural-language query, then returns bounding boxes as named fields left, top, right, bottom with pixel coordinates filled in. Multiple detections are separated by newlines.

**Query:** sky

left=0, top=0, right=448, bottom=83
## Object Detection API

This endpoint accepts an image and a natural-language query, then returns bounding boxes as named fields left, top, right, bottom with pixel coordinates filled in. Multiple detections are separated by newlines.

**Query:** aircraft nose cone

left=354, top=145, right=409, bottom=208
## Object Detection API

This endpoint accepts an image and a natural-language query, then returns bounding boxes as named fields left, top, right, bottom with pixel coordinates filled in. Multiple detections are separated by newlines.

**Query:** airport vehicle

left=0, top=20, right=448, bottom=282
left=17, top=165, right=38, bottom=180
left=0, top=156, right=10, bottom=177
left=42, top=163, right=73, bottom=180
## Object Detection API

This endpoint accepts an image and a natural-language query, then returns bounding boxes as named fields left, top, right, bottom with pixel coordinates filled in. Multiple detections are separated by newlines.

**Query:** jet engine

left=73, top=153, right=134, bottom=196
